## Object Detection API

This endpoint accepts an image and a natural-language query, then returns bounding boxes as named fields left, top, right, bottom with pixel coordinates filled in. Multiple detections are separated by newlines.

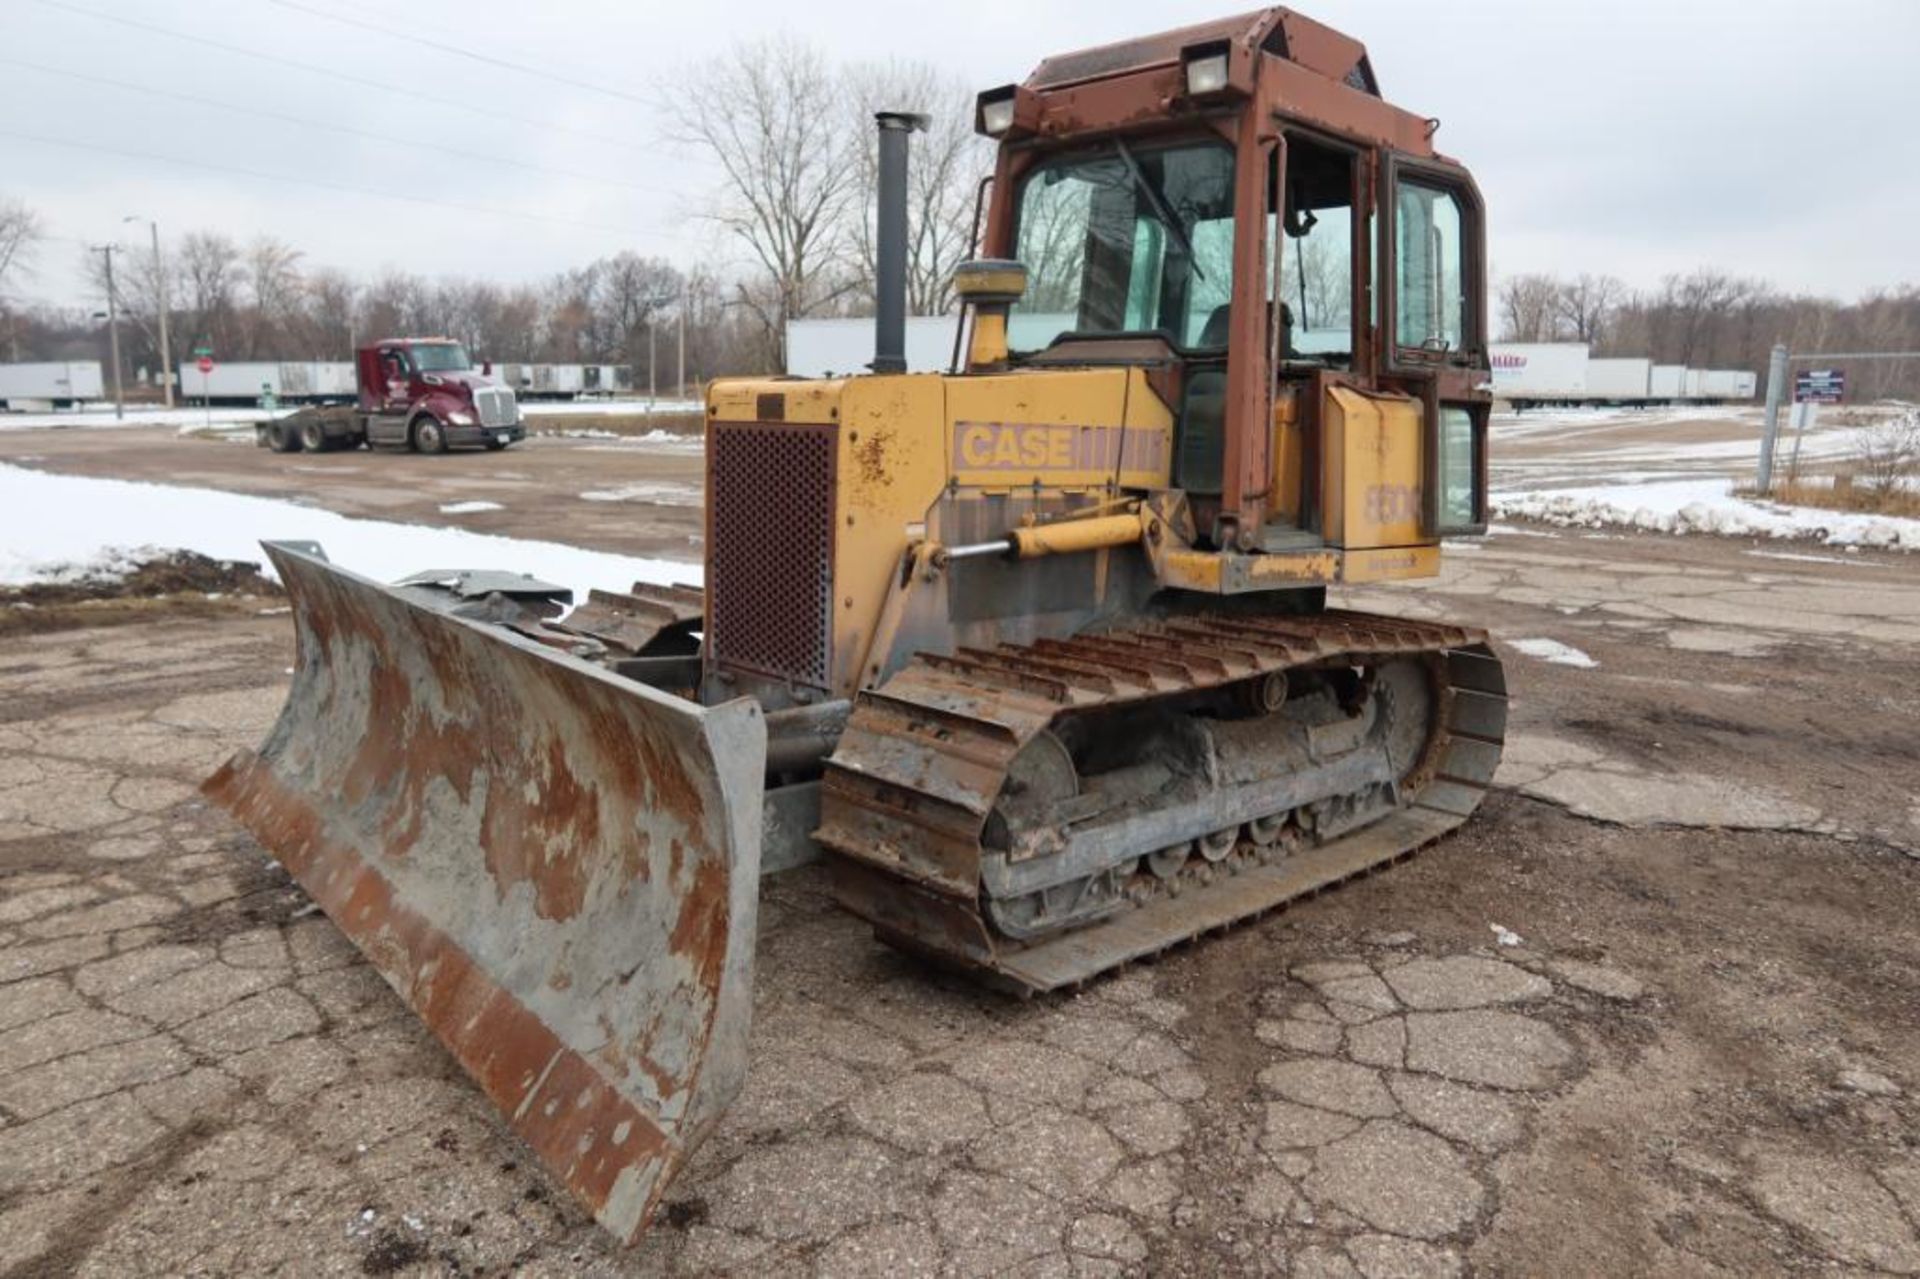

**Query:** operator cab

left=964, top=8, right=1490, bottom=554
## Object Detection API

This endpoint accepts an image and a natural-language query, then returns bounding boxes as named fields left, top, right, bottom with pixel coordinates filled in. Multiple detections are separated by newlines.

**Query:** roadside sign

left=196, top=356, right=214, bottom=374
left=1794, top=369, right=1845, bottom=403
left=191, top=344, right=213, bottom=357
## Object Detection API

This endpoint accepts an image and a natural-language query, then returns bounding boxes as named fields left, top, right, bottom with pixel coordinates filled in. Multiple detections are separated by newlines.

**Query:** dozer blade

left=204, top=542, right=764, bottom=1245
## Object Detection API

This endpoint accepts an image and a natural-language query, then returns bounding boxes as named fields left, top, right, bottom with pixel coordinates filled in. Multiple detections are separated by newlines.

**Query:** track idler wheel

left=1196, top=827, right=1236, bottom=863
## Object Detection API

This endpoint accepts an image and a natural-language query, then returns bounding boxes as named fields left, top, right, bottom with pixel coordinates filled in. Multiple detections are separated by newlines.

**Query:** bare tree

left=1858, top=410, right=1920, bottom=495
left=843, top=61, right=992, bottom=316
left=300, top=267, right=359, bottom=356
left=0, top=198, right=46, bottom=360
left=665, top=37, right=861, bottom=366
left=176, top=232, right=242, bottom=358
left=0, top=198, right=45, bottom=301
left=242, top=237, right=304, bottom=358
left=1496, top=273, right=1562, bottom=342
left=1555, top=273, right=1624, bottom=345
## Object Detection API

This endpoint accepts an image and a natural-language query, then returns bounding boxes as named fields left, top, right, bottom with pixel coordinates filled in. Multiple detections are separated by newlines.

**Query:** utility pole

left=94, top=244, right=125, bottom=421
left=648, top=314, right=657, bottom=407
left=677, top=280, right=686, bottom=402
left=143, top=220, right=174, bottom=408
left=1756, top=342, right=1787, bottom=494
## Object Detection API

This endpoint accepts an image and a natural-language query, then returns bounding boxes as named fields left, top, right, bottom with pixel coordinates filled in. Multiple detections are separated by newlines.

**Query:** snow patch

left=0, top=463, right=698, bottom=599
left=438, top=500, right=504, bottom=514
left=1508, top=637, right=1597, bottom=669
left=1494, top=479, right=1920, bottom=550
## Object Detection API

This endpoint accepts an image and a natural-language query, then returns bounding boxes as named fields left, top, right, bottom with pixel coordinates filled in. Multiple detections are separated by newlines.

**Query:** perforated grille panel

left=708, top=422, right=836, bottom=689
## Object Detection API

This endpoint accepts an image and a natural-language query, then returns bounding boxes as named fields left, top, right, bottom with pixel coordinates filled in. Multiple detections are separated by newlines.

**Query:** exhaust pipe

left=872, top=111, right=929, bottom=375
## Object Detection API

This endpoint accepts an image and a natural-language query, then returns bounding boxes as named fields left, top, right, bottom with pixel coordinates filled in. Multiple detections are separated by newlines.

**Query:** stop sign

left=196, top=356, right=214, bottom=374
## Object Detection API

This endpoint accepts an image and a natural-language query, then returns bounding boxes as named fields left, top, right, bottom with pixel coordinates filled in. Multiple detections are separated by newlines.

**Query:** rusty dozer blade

left=204, top=542, right=764, bottom=1244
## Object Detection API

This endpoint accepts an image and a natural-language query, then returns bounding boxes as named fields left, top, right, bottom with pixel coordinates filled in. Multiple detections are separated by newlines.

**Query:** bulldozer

left=205, top=6, right=1507, bottom=1246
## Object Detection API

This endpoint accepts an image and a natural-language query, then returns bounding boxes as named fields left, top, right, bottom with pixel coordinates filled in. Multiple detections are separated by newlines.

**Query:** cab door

left=1380, top=155, right=1490, bottom=536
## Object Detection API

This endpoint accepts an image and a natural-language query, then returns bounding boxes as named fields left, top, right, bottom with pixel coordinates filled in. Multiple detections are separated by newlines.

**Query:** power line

left=264, top=0, right=657, bottom=107
left=27, top=0, right=653, bottom=155
left=0, top=128, right=695, bottom=243
left=0, top=57, right=668, bottom=199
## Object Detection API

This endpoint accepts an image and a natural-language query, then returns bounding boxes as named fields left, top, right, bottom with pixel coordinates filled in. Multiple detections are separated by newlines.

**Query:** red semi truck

left=261, top=338, right=526, bottom=453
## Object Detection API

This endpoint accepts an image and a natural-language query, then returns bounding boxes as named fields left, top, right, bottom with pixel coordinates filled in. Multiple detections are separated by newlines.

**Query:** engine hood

left=419, top=370, right=501, bottom=397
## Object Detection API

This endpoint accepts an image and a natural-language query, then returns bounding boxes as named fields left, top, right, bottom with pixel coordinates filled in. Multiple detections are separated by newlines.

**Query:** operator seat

left=1176, top=302, right=1294, bottom=494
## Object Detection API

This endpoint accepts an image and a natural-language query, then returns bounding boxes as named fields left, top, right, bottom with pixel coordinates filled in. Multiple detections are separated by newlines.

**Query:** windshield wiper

left=1113, top=138, right=1204, bottom=282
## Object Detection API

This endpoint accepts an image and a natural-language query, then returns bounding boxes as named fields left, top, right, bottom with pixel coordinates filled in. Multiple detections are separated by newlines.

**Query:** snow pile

left=0, top=463, right=698, bottom=597
left=1507, top=638, right=1598, bottom=669
left=1494, top=479, right=1920, bottom=550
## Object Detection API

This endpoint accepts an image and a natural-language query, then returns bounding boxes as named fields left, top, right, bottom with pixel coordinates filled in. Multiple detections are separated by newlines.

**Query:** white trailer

left=0, top=361, right=105, bottom=407
left=1701, top=370, right=1757, bottom=400
left=1683, top=369, right=1709, bottom=400
left=1489, top=343, right=1588, bottom=404
left=275, top=361, right=356, bottom=400
left=1649, top=365, right=1686, bottom=399
left=786, top=317, right=957, bottom=378
left=1585, top=357, right=1651, bottom=401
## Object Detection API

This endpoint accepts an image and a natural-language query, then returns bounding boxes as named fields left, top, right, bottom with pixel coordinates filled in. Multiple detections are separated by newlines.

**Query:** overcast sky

left=3, top=0, right=1916, bottom=313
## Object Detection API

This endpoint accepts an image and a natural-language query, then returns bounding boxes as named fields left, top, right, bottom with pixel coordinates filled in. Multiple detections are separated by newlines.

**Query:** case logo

left=952, top=422, right=1167, bottom=474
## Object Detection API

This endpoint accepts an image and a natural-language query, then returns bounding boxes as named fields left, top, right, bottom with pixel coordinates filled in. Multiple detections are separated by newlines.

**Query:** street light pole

left=127, top=217, right=175, bottom=409
left=94, top=244, right=125, bottom=421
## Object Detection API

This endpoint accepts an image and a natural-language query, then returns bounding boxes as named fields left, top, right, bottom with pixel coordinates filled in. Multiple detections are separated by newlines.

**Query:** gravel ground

left=0, top=440, right=1917, bottom=1276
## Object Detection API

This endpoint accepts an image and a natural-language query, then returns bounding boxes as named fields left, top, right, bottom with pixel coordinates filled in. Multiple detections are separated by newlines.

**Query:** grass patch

left=1741, top=476, right=1920, bottom=519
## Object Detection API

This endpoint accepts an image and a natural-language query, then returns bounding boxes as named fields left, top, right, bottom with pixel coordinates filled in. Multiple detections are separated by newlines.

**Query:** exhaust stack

left=872, top=111, right=929, bottom=375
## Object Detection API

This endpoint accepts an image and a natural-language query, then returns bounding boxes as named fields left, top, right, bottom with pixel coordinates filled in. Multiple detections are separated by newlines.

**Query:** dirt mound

left=0, top=551, right=281, bottom=635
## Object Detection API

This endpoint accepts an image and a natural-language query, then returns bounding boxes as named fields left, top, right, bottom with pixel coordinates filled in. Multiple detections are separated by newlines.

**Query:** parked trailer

left=0, top=361, right=105, bottom=408
left=1489, top=343, right=1588, bottom=406
left=1585, top=357, right=1651, bottom=401
left=180, top=360, right=357, bottom=405
left=1701, top=370, right=1757, bottom=399
left=1649, top=364, right=1686, bottom=400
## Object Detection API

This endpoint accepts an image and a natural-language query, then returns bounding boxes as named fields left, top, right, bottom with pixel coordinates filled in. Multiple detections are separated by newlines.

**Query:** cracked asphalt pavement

left=3, top=509, right=1918, bottom=1276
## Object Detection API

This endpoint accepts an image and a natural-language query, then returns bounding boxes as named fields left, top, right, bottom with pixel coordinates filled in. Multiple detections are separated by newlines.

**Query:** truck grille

left=474, top=386, right=518, bottom=428
left=708, top=422, right=836, bottom=690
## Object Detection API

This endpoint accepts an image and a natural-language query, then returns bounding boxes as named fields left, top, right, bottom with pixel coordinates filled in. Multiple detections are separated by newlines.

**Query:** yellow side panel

left=945, top=369, right=1173, bottom=490
left=831, top=375, right=949, bottom=691
left=1325, top=384, right=1427, bottom=550
left=707, top=377, right=843, bottom=425
left=1336, top=545, right=1441, bottom=583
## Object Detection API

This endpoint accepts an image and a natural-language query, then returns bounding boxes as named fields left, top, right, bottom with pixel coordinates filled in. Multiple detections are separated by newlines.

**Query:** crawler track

left=817, top=610, right=1508, bottom=991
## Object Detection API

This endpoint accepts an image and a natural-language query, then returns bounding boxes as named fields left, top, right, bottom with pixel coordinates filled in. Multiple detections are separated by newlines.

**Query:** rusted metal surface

left=819, top=610, right=1506, bottom=991
left=203, top=542, right=765, bottom=1245
left=548, top=582, right=704, bottom=655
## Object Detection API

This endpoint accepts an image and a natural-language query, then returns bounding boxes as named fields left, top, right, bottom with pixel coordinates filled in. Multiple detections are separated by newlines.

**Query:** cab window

left=1009, top=141, right=1236, bottom=354
left=1394, top=179, right=1466, bottom=353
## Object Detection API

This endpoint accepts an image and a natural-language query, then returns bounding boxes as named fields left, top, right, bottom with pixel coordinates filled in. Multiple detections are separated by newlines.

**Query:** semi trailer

left=0, top=361, right=105, bottom=409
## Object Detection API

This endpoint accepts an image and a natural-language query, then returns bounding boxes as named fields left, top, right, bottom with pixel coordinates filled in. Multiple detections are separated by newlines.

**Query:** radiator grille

left=474, top=386, right=518, bottom=427
left=708, top=422, right=836, bottom=689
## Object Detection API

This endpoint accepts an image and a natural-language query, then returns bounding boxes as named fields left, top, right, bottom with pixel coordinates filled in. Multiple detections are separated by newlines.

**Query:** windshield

left=410, top=343, right=472, bottom=373
left=1008, top=141, right=1236, bottom=355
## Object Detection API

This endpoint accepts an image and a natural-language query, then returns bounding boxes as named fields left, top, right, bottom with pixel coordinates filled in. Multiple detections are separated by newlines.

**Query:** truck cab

left=355, top=339, right=525, bottom=452
left=262, top=339, right=526, bottom=454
